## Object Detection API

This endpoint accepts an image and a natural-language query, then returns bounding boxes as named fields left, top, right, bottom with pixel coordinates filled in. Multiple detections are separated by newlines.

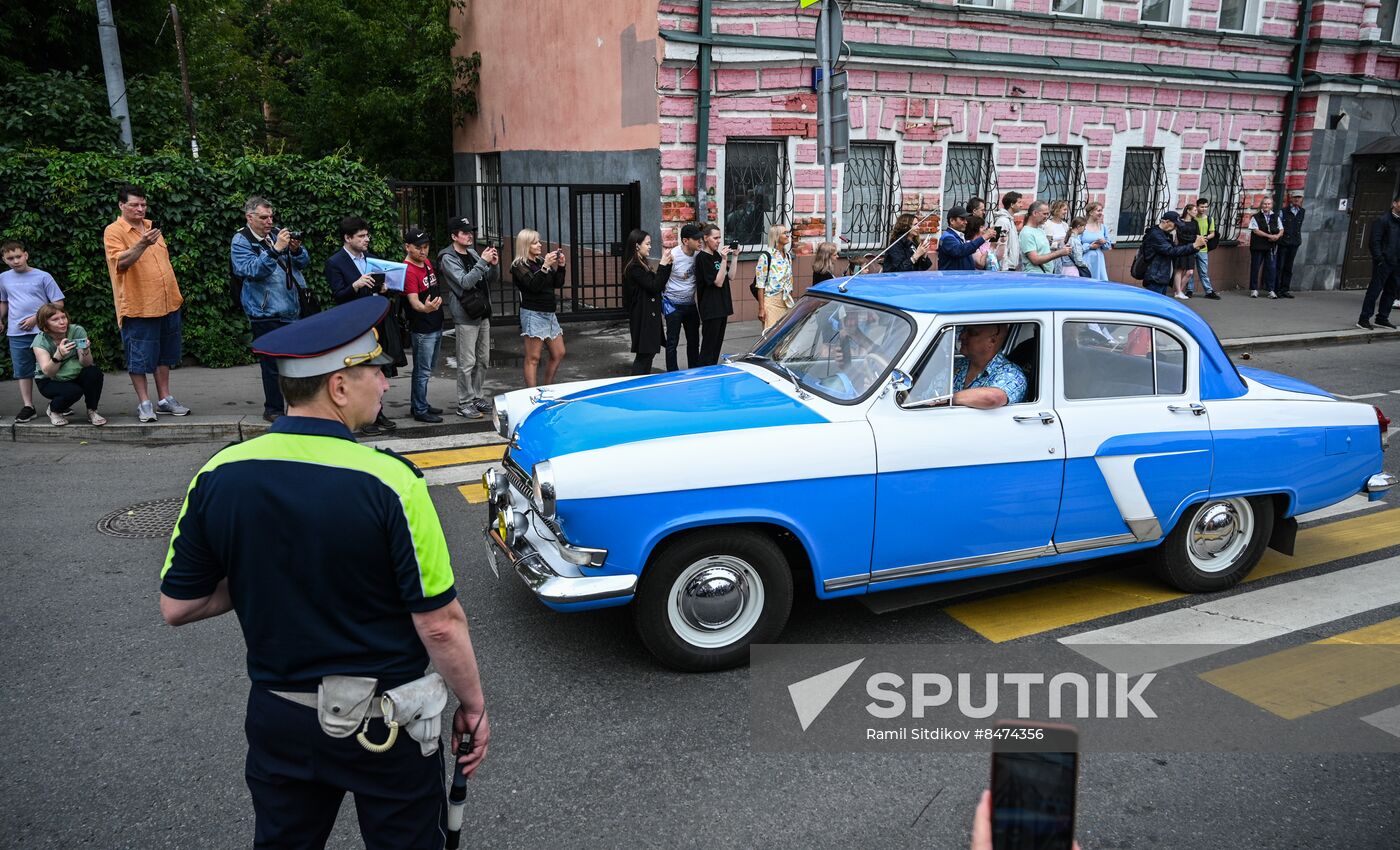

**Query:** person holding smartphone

left=325, top=216, right=402, bottom=434
left=621, top=228, right=671, bottom=376
left=29, top=303, right=105, bottom=426
left=511, top=229, right=567, bottom=387
left=695, top=224, right=737, bottom=367
left=402, top=228, right=446, bottom=423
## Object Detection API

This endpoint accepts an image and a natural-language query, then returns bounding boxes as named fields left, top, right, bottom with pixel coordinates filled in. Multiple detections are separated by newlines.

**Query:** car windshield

left=749, top=297, right=912, bottom=401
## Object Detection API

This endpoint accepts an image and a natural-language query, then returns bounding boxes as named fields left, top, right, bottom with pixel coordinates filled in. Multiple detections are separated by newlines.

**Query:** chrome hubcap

left=678, top=565, right=749, bottom=631
left=667, top=555, right=766, bottom=649
left=1190, top=503, right=1239, bottom=558
left=1186, top=498, right=1253, bottom=573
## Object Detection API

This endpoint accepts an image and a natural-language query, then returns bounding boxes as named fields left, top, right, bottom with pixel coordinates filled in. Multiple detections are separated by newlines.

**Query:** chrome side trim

left=1052, top=532, right=1140, bottom=554
left=1125, top=517, right=1163, bottom=543
left=823, top=574, right=871, bottom=592
left=869, top=543, right=1057, bottom=585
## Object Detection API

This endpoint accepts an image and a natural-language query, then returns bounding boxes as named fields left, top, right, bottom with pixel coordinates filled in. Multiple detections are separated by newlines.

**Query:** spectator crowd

left=3, top=183, right=1398, bottom=429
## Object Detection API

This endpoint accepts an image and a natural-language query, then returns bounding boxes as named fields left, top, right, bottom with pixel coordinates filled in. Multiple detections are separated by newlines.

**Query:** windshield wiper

left=739, top=353, right=810, bottom=400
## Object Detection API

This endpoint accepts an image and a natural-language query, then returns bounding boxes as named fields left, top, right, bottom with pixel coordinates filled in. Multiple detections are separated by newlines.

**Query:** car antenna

left=838, top=209, right=939, bottom=292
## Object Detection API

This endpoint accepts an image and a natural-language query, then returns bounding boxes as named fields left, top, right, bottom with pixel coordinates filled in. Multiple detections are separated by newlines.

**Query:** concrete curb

left=1221, top=327, right=1400, bottom=354
left=7, top=413, right=495, bottom=445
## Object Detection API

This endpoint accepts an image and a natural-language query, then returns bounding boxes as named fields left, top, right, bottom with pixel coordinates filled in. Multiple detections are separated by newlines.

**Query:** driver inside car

left=952, top=323, right=1027, bottom=409
left=821, top=307, right=888, bottom=398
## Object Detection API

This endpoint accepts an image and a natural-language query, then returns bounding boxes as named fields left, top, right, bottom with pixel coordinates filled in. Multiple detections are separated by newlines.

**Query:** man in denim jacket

left=231, top=195, right=310, bottom=421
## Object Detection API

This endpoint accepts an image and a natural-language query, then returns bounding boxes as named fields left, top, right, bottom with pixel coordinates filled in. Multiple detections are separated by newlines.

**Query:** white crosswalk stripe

left=1060, top=557, right=1400, bottom=673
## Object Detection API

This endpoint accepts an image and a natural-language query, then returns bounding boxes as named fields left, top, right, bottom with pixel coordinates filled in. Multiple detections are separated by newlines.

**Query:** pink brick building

left=454, top=0, right=1400, bottom=309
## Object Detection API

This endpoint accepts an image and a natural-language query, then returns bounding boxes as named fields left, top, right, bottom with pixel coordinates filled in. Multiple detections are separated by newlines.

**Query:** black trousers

left=35, top=365, right=103, bottom=412
left=245, top=686, right=446, bottom=850
left=251, top=319, right=291, bottom=415
left=631, top=353, right=656, bottom=376
left=1276, top=244, right=1299, bottom=294
left=1361, top=263, right=1398, bottom=322
left=699, top=317, right=728, bottom=367
left=1249, top=250, right=1275, bottom=293
left=663, top=301, right=699, bottom=372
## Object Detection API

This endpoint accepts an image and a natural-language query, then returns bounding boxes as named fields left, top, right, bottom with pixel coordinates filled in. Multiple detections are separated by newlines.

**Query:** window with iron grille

left=1116, top=148, right=1167, bottom=242
left=1037, top=146, right=1087, bottom=220
left=723, top=140, right=791, bottom=248
left=841, top=143, right=900, bottom=251
left=1199, top=151, right=1244, bottom=243
left=944, top=143, right=995, bottom=216
left=476, top=153, right=502, bottom=242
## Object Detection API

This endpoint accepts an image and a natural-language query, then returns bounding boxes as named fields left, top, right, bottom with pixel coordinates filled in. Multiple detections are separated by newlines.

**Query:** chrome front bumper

left=482, top=466, right=634, bottom=605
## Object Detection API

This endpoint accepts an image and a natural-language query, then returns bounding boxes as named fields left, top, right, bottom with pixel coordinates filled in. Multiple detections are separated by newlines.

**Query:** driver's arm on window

left=952, top=387, right=1009, bottom=409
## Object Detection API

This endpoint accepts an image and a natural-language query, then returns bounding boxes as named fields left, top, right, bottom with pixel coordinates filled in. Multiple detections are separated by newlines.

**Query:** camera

left=727, top=240, right=740, bottom=251
left=287, top=230, right=303, bottom=241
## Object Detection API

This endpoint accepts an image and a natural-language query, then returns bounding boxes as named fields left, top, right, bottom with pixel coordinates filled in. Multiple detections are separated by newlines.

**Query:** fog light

left=500, top=510, right=527, bottom=547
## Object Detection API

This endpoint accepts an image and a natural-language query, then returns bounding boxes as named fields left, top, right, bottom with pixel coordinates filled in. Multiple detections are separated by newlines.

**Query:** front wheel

left=1151, top=496, right=1274, bottom=593
left=633, top=529, right=793, bottom=672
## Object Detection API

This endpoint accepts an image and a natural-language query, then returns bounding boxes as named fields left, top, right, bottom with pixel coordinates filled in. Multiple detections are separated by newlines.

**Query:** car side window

left=904, top=321, right=1039, bottom=407
left=1062, top=322, right=1187, bottom=399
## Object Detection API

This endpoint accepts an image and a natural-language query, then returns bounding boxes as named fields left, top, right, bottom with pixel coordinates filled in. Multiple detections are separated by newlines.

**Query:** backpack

left=750, top=249, right=773, bottom=301
left=450, top=250, right=492, bottom=320
left=1129, top=247, right=1148, bottom=281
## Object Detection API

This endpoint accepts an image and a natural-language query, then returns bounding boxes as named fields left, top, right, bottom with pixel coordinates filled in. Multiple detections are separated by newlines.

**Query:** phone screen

left=991, top=724, right=1078, bottom=850
left=370, top=272, right=387, bottom=290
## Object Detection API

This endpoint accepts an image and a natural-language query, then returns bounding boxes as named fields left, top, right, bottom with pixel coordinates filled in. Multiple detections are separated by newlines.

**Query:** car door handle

left=1168, top=403, right=1207, bottom=416
left=1013, top=411, right=1056, bottom=425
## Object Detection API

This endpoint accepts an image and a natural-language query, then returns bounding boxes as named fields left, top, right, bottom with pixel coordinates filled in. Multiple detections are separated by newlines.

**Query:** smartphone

left=73, top=338, right=90, bottom=349
left=370, top=272, right=387, bottom=291
left=990, top=721, right=1078, bottom=850
left=148, top=222, right=160, bottom=233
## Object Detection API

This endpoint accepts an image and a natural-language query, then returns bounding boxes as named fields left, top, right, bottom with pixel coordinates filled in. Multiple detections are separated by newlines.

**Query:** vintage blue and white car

left=482, top=274, right=1394, bottom=671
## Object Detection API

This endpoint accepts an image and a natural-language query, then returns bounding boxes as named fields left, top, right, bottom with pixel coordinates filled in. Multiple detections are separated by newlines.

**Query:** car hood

left=512, top=365, right=827, bottom=467
left=1237, top=366, right=1333, bottom=399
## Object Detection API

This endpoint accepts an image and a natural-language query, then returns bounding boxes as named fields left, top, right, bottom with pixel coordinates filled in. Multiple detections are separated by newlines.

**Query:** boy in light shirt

left=0, top=240, right=65, bottom=423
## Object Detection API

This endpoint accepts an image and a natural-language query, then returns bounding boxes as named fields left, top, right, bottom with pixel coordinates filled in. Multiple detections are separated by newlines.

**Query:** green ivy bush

left=0, top=151, right=398, bottom=374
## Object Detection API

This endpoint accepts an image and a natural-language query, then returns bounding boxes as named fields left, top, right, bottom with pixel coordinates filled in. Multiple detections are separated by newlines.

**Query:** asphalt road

left=3, top=340, right=1398, bottom=849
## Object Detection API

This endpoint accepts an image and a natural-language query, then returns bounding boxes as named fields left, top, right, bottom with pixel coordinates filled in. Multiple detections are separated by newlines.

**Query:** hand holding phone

left=988, top=721, right=1079, bottom=850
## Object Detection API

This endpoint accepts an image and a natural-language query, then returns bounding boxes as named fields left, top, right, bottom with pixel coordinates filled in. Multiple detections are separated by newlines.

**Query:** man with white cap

left=158, top=295, right=490, bottom=848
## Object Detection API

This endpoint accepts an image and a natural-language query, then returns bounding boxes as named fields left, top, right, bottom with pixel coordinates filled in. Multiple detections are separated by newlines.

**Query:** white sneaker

left=1250, top=291, right=1259, bottom=298
left=1268, top=292, right=1278, bottom=299
left=137, top=400, right=157, bottom=422
left=157, top=396, right=191, bottom=415
left=1174, top=293, right=1189, bottom=300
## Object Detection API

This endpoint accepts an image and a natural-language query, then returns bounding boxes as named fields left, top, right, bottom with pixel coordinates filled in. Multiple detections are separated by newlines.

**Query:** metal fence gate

left=389, top=180, right=640, bottom=323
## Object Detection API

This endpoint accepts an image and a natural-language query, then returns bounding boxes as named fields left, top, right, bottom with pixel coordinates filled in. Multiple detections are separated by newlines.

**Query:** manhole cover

left=96, top=497, right=185, bottom=539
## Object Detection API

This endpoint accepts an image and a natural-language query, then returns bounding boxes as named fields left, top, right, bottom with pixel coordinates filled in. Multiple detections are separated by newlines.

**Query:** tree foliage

left=0, top=0, right=480, bottom=179
left=0, top=151, right=398, bottom=375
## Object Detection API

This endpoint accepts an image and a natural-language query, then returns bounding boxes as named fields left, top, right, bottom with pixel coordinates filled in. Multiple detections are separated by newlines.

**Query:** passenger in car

left=952, top=323, right=1027, bottom=408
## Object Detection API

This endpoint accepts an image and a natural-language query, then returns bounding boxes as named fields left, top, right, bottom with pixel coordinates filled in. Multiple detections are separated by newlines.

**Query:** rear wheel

left=633, top=529, right=793, bottom=672
left=1151, top=496, right=1274, bottom=592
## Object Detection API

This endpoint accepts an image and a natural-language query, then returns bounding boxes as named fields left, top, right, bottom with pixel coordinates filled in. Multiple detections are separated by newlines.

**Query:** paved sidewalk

left=7, top=288, right=1397, bottom=443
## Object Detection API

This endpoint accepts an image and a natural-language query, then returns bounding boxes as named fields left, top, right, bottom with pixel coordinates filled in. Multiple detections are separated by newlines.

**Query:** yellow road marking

left=458, top=483, right=488, bottom=504
left=1199, top=617, right=1400, bottom=720
left=403, top=445, right=505, bottom=469
left=947, top=507, right=1400, bottom=642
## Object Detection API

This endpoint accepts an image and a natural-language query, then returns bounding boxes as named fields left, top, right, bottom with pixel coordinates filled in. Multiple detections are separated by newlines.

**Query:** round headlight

left=500, top=509, right=526, bottom=547
left=492, top=397, right=510, bottom=438
left=530, top=461, right=557, bottom=518
left=482, top=469, right=508, bottom=508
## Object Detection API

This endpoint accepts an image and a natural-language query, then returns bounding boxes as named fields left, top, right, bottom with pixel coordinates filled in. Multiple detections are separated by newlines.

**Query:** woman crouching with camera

left=511, top=229, right=567, bottom=387
left=30, top=303, right=106, bottom=426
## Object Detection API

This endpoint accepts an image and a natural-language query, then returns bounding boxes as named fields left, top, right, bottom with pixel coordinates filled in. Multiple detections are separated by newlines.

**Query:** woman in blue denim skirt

left=510, top=229, right=567, bottom=387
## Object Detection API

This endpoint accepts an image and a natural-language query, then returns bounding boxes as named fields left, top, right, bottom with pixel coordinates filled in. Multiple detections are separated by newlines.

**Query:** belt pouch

left=380, top=672, right=449, bottom=756
left=317, top=675, right=379, bottom=738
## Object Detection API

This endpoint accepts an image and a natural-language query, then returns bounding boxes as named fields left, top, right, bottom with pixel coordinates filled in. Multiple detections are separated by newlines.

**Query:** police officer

left=158, top=296, right=489, bottom=849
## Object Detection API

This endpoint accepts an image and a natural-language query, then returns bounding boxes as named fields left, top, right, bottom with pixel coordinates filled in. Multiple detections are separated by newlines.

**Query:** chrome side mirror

left=879, top=369, right=913, bottom=400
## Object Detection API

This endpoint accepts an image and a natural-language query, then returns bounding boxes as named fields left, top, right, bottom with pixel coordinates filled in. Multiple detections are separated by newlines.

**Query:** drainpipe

left=1274, top=0, right=1316, bottom=206
left=695, top=0, right=712, bottom=225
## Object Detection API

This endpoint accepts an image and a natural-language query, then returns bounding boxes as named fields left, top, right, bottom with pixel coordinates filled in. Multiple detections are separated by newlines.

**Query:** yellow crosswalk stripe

left=458, top=483, right=488, bottom=504
left=1198, top=617, right=1400, bottom=720
left=402, top=444, right=505, bottom=469
left=947, top=507, right=1400, bottom=642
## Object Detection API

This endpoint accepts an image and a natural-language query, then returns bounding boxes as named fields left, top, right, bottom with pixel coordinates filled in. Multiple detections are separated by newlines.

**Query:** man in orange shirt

left=103, top=184, right=191, bottom=422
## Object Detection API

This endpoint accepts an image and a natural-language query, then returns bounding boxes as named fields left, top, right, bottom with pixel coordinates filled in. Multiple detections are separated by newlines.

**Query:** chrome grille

left=503, top=454, right=533, bottom=503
